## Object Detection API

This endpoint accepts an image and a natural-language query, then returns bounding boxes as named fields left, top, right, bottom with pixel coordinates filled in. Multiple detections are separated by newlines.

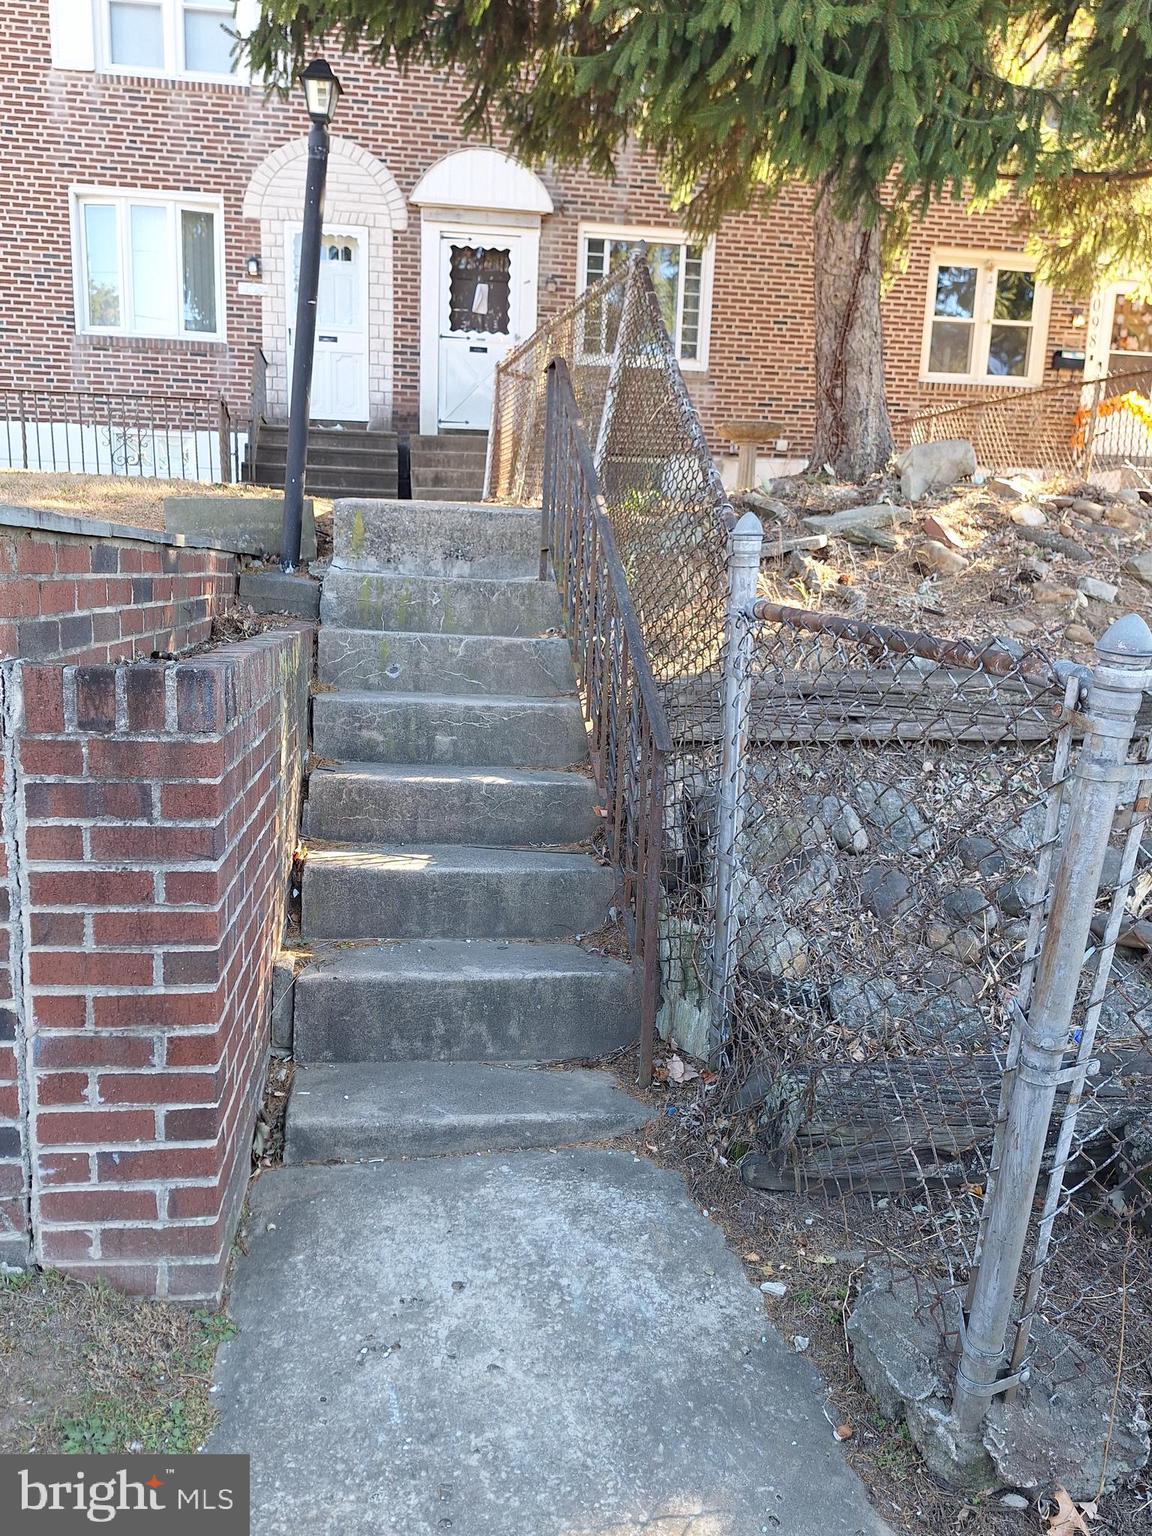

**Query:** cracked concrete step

left=304, top=763, right=598, bottom=847
left=320, top=570, right=562, bottom=637
left=332, top=499, right=539, bottom=576
left=293, top=940, right=638, bottom=1063
left=317, top=628, right=575, bottom=697
left=284, top=1061, right=650, bottom=1162
left=312, top=690, right=588, bottom=767
left=301, top=843, right=614, bottom=940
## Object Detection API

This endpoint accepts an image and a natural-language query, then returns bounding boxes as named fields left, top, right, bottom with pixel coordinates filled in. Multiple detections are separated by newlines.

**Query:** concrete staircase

left=286, top=497, right=645, bottom=1161
left=247, top=423, right=399, bottom=499
left=408, top=432, right=488, bottom=502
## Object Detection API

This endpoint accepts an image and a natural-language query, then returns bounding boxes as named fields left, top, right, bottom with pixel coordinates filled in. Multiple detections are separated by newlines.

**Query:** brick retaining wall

left=0, top=511, right=309, bottom=1300
left=0, top=514, right=238, bottom=665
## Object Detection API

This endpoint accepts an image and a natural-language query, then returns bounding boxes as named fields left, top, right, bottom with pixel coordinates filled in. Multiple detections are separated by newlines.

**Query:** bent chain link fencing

left=493, top=254, right=1152, bottom=1482
left=900, top=366, right=1152, bottom=484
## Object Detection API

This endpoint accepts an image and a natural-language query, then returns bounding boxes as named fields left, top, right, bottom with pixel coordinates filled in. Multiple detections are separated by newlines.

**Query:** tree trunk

left=809, top=190, right=894, bottom=481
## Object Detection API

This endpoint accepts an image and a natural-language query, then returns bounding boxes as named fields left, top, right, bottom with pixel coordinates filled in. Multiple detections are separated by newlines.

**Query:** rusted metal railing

left=542, top=359, right=672, bottom=1085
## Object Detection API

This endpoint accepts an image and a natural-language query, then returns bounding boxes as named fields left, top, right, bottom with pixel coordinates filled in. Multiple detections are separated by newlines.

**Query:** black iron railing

left=0, top=388, right=239, bottom=482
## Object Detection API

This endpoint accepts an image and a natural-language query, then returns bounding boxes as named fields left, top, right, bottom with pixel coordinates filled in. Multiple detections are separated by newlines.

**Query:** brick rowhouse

left=2, top=0, right=1097, bottom=462
left=0, top=517, right=308, bottom=1298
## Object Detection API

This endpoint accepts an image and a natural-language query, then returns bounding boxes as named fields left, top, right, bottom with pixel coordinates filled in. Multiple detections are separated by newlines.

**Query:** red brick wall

left=5, top=629, right=307, bottom=1298
left=0, top=1, right=1091, bottom=460
left=0, top=701, right=23, bottom=1264
left=0, top=521, right=238, bottom=664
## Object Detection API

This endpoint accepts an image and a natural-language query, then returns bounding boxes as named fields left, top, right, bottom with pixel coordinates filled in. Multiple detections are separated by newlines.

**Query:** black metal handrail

left=542, top=357, right=672, bottom=1085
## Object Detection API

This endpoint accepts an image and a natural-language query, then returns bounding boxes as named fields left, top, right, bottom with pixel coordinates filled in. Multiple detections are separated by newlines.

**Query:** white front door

left=436, top=233, right=521, bottom=430
left=286, top=227, right=369, bottom=422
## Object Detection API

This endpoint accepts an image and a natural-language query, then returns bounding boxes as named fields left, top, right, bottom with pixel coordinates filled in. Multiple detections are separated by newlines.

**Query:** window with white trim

left=579, top=227, right=712, bottom=367
left=921, top=251, right=1051, bottom=386
left=96, top=0, right=240, bottom=80
left=74, top=190, right=224, bottom=340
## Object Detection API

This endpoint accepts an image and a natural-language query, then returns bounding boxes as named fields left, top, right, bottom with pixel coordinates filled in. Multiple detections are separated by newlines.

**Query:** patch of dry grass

left=0, top=470, right=295, bottom=532
left=0, top=1268, right=233, bottom=1455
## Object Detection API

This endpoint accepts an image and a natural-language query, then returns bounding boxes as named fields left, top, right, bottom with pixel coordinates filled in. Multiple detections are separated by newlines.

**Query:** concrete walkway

left=210, top=1148, right=894, bottom=1536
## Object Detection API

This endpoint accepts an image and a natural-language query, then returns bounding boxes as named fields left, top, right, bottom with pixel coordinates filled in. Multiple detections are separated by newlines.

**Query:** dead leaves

left=653, top=1053, right=716, bottom=1087
left=666, top=1055, right=700, bottom=1085
left=1046, top=1487, right=1096, bottom=1536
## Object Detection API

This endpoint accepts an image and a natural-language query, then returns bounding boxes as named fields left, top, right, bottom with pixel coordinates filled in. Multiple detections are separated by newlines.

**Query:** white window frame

left=70, top=186, right=227, bottom=342
left=920, top=248, right=1052, bottom=388
left=577, top=222, right=715, bottom=371
left=93, top=0, right=246, bottom=84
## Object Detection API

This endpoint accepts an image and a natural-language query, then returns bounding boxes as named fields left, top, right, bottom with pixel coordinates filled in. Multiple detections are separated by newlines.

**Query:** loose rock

left=1010, top=504, right=1047, bottom=528
left=799, top=504, right=911, bottom=538
left=860, top=866, right=913, bottom=921
left=1125, top=550, right=1152, bottom=585
left=957, top=835, right=1007, bottom=877
left=1064, top=623, right=1094, bottom=645
left=912, top=538, right=968, bottom=578
left=819, top=795, right=869, bottom=854
left=995, top=875, right=1040, bottom=918
left=1104, top=504, right=1141, bottom=532
left=940, top=887, right=996, bottom=928
left=854, top=780, right=934, bottom=854
left=897, top=439, right=977, bottom=501
left=1076, top=574, right=1118, bottom=604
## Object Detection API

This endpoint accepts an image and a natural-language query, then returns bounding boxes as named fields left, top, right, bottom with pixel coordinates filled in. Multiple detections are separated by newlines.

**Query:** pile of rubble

left=741, top=438, right=1152, bottom=658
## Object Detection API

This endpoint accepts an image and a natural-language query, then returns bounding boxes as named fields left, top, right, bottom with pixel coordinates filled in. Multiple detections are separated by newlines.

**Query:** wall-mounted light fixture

left=1070, top=306, right=1086, bottom=329
left=246, top=255, right=262, bottom=280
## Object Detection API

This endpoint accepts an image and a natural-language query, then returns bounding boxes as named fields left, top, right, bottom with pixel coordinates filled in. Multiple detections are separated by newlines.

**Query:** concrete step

left=301, top=844, right=613, bottom=940
left=410, top=433, right=487, bottom=450
left=260, top=465, right=398, bottom=493
left=411, top=486, right=492, bottom=502
left=312, top=690, right=588, bottom=767
left=256, top=443, right=398, bottom=470
left=317, top=628, right=574, bottom=696
left=320, top=570, right=562, bottom=637
left=284, top=1061, right=649, bottom=1162
left=260, top=426, right=399, bottom=449
left=293, top=940, right=638, bottom=1063
left=410, top=464, right=486, bottom=490
left=304, top=763, right=598, bottom=847
left=332, top=500, right=538, bottom=576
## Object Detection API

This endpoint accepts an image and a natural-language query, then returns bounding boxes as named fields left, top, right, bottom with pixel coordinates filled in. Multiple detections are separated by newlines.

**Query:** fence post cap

left=1096, top=612, right=1152, bottom=662
left=731, top=509, right=764, bottom=544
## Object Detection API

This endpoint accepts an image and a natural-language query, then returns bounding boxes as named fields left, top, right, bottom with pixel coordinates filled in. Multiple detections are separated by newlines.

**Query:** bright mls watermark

left=2, top=1455, right=249, bottom=1532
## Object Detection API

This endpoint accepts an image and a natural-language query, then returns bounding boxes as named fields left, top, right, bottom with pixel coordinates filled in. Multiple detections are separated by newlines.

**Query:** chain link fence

left=901, top=367, right=1152, bottom=484
left=493, top=254, right=1152, bottom=1502
left=713, top=601, right=1152, bottom=1494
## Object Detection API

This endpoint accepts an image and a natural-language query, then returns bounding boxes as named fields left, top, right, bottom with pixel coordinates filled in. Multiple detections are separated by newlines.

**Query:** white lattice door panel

left=437, top=233, right=521, bottom=430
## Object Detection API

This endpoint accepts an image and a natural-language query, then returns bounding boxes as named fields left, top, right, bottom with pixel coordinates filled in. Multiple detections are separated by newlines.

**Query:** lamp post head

left=301, top=58, right=342, bottom=125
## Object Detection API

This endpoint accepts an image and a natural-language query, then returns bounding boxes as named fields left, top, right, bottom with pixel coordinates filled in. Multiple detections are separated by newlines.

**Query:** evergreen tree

left=246, top=3, right=1152, bottom=481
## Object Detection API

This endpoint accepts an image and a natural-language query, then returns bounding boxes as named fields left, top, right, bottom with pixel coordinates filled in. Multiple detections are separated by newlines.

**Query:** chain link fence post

left=950, top=612, right=1152, bottom=1452
left=708, top=510, right=764, bottom=1064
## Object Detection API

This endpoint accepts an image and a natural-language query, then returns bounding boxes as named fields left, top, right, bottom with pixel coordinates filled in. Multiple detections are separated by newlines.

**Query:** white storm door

left=437, top=233, right=521, bottom=430
left=286, top=227, right=369, bottom=422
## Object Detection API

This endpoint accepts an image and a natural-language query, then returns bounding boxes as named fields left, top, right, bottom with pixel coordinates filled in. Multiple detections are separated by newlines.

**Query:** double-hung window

left=921, top=250, right=1051, bottom=387
left=98, top=0, right=239, bottom=80
left=74, top=190, right=224, bottom=340
left=579, top=226, right=712, bottom=368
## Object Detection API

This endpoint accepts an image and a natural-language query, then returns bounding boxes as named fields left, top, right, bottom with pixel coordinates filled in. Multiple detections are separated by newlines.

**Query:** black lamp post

left=281, top=58, right=343, bottom=572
